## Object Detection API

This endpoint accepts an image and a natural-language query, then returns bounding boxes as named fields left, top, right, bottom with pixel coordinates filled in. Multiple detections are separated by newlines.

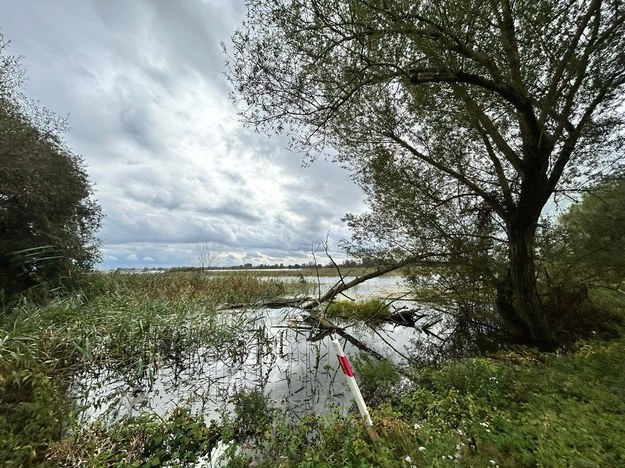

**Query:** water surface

left=73, top=275, right=447, bottom=423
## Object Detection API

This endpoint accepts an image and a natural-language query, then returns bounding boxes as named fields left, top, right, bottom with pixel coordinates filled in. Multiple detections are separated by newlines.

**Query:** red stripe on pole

left=337, top=355, right=354, bottom=377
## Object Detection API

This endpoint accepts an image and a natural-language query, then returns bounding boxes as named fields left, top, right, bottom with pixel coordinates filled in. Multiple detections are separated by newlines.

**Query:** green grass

left=383, top=339, right=625, bottom=467
left=49, top=408, right=220, bottom=467
left=324, top=298, right=391, bottom=321
left=217, top=336, right=625, bottom=467
left=2, top=272, right=625, bottom=466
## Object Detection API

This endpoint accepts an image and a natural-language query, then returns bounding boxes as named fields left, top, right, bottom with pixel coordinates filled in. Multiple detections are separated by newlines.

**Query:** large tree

left=229, top=0, right=625, bottom=344
left=0, top=38, right=102, bottom=300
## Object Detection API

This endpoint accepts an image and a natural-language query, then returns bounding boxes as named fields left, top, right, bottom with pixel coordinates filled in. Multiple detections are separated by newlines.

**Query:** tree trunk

left=495, top=269, right=527, bottom=337
left=503, top=220, right=557, bottom=345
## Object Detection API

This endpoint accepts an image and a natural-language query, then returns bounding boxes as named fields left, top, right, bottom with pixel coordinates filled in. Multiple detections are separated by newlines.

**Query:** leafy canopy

left=556, top=175, right=625, bottom=283
left=230, top=0, right=625, bottom=343
left=0, top=37, right=102, bottom=300
left=230, top=0, right=625, bottom=257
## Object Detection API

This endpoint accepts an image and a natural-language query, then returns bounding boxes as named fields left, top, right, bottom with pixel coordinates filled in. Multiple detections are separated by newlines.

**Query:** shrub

left=325, top=299, right=390, bottom=321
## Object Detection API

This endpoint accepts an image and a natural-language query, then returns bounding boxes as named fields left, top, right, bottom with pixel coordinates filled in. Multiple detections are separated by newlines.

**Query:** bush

left=325, top=299, right=390, bottom=321
left=352, top=353, right=402, bottom=407
left=50, top=408, right=220, bottom=466
left=0, top=338, right=69, bottom=466
left=536, top=280, right=625, bottom=344
left=0, top=37, right=101, bottom=304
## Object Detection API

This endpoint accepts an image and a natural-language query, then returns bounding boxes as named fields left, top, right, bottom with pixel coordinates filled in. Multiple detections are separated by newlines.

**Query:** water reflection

left=73, top=275, right=469, bottom=423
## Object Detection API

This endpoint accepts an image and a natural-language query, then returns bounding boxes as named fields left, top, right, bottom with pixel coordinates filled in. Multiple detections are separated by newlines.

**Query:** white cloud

left=0, top=0, right=366, bottom=268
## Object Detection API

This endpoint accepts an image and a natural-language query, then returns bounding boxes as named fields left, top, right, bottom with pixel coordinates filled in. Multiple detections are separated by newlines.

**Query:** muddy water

left=73, top=275, right=447, bottom=423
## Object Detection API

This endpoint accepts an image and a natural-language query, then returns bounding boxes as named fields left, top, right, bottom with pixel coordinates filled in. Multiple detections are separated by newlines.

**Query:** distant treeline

left=114, top=259, right=372, bottom=274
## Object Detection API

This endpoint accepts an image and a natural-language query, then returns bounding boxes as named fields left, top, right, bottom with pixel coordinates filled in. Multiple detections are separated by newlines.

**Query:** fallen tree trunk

left=300, top=263, right=407, bottom=310
left=217, top=297, right=314, bottom=311
left=217, top=263, right=406, bottom=312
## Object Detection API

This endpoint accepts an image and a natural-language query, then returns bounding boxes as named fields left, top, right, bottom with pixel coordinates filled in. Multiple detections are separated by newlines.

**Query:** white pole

left=331, top=338, right=373, bottom=427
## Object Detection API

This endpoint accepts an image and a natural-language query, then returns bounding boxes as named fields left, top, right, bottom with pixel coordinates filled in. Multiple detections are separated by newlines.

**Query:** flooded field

left=72, top=275, right=448, bottom=424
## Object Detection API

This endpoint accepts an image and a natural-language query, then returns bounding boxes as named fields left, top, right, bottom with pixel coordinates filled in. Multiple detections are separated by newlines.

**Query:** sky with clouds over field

left=0, top=0, right=367, bottom=268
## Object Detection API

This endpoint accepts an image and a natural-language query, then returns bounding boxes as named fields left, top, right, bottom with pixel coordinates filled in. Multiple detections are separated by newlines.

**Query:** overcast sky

left=0, top=0, right=367, bottom=268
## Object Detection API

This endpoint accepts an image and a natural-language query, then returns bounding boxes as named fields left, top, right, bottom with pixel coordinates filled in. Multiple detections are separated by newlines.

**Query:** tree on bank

left=229, top=0, right=625, bottom=344
left=553, top=174, right=625, bottom=284
left=0, top=37, right=102, bottom=300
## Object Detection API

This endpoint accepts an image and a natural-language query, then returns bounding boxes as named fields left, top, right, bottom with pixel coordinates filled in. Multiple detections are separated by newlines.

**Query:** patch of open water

left=72, top=275, right=450, bottom=424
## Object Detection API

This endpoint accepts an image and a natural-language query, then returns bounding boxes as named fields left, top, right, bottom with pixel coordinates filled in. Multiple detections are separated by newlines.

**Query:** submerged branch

left=217, top=297, right=314, bottom=310
left=300, top=262, right=408, bottom=310
left=217, top=263, right=406, bottom=312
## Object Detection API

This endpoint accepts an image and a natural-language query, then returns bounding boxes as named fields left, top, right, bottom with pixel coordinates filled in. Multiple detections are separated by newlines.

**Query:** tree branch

left=382, top=130, right=507, bottom=218
left=451, top=83, right=524, bottom=174
left=408, top=68, right=531, bottom=113
left=539, top=0, right=602, bottom=125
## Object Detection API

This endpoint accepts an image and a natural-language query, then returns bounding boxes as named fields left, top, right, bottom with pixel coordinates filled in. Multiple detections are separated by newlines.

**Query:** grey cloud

left=0, top=0, right=365, bottom=268
left=195, top=202, right=263, bottom=224
left=119, top=106, right=161, bottom=153
left=100, top=213, right=232, bottom=245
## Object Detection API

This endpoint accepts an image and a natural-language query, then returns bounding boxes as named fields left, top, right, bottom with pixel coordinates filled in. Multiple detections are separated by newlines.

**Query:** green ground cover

left=1, top=272, right=624, bottom=466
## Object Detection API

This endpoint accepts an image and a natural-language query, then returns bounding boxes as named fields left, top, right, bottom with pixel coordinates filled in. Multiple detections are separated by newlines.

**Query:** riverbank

left=49, top=334, right=625, bottom=467
left=1, top=271, right=624, bottom=466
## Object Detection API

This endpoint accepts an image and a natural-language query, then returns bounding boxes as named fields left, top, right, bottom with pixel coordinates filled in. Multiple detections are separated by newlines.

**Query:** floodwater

left=72, top=275, right=449, bottom=424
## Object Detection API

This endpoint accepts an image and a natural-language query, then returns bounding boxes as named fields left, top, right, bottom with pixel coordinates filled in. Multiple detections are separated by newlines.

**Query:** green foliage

left=50, top=408, right=220, bottom=466
left=0, top=35, right=102, bottom=303
left=325, top=299, right=390, bottom=321
left=397, top=339, right=625, bottom=466
left=541, top=283, right=625, bottom=342
left=557, top=175, right=625, bottom=283
left=0, top=341, right=69, bottom=466
left=535, top=175, right=625, bottom=341
left=238, top=412, right=378, bottom=467
left=352, top=353, right=402, bottom=407
left=231, top=389, right=275, bottom=436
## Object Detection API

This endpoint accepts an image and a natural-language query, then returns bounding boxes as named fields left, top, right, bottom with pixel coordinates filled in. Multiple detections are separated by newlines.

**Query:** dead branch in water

left=216, top=297, right=313, bottom=310
left=301, top=262, right=408, bottom=310
left=217, top=261, right=407, bottom=312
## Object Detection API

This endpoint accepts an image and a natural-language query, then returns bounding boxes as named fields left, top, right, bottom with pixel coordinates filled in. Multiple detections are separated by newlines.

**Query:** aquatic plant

left=324, top=299, right=390, bottom=322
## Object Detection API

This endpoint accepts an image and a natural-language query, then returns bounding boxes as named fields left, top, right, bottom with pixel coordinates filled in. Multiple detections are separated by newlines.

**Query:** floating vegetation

left=0, top=271, right=449, bottom=465
left=324, top=299, right=391, bottom=322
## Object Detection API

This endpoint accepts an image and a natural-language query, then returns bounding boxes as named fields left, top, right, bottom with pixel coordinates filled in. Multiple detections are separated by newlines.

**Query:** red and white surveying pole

left=331, top=338, right=374, bottom=427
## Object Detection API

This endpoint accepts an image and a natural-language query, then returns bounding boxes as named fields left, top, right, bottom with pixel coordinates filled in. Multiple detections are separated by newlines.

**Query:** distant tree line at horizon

left=114, top=257, right=379, bottom=273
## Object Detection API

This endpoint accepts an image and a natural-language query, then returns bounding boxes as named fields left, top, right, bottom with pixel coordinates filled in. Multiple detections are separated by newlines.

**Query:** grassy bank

left=226, top=334, right=625, bottom=467
left=38, top=333, right=625, bottom=467
left=0, top=271, right=310, bottom=465
left=1, top=272, right=624, bottom=466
